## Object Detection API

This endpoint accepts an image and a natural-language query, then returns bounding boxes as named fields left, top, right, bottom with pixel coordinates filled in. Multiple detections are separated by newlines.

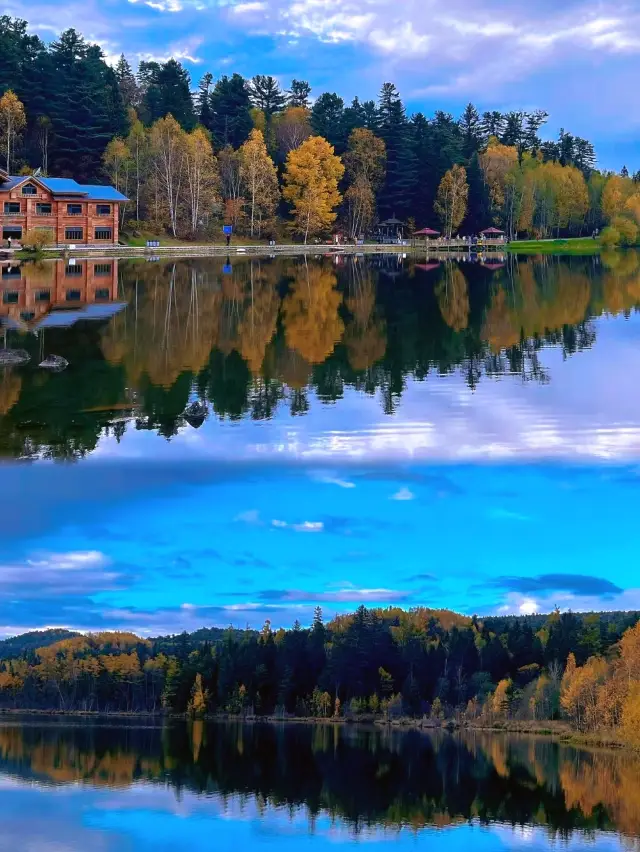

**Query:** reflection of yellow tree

left=344, top=265, right=386, bottom=371
left=481, top=261, right=591, bottom=352
left=0, top=371, right=21, bottom=415
left=436, top=265, right=469, bottom=332
left=282, top=262, right=344, bottom=364
left=237, top=261, right=280, bottom=373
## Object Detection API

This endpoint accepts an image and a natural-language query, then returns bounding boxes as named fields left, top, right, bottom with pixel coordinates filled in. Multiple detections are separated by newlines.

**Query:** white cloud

left=391, top=487, right=415, bottom=501
left=272, top=519, right=324, bottom=532
left=231, top=1, right=267, bottom=12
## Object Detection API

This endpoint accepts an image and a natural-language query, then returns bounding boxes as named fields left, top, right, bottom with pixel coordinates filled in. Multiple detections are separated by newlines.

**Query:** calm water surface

left=3, top=252, right=640, bottom=849
left=0, top=719, right=638, bottom=851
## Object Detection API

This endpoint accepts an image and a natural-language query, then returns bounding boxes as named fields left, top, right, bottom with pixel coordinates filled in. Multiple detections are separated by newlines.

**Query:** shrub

left=599, top=226, right=620, bottom=248
left=21, top=228, right=54, bottom=253
left=612, top=215, right=639, bottom=246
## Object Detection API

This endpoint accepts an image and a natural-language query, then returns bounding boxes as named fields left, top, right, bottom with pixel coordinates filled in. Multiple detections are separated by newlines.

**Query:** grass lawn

left=507, top=237, right=601, bottom=255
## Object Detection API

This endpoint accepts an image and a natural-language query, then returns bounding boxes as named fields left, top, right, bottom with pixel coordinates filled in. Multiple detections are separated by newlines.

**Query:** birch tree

left=0, top=90, right=26, bottom=173
left=434, top=164, right=468, bottom=237
left=183, top=126, right=219, bottom=236
left=239, top=129, right=279, bottom=237
left=149, top=114, right=186, bottom=237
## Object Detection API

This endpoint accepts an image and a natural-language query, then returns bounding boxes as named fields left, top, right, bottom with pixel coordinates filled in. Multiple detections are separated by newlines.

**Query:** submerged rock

left=0, top=349, right=30, bottom=367
left=183, top=400, right=208, bottom=429
left=39, top=355, right=69, bottom=371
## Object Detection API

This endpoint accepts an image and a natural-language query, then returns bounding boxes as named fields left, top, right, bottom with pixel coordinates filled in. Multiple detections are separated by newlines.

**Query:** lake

left=0, top=719, right=637, bottom=851
left=2, top=251, right=640, bottom=849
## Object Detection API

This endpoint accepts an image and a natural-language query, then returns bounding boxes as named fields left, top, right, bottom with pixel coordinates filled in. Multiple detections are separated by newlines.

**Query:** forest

left=2, top=16, right=640, bottom=244
left=0, top=605, right=639, bottom=746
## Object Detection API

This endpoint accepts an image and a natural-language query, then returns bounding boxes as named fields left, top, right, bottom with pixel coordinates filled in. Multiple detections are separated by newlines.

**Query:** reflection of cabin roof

left=33, top=302, right=127, bottom=330
left=1, top=174, right=128, bottom=202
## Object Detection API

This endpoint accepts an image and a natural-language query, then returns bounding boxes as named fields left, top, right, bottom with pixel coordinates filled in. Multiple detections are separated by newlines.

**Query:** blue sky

left=4, top=309, right=640, bottom=636
left=4, top=0, right=640, bottom=170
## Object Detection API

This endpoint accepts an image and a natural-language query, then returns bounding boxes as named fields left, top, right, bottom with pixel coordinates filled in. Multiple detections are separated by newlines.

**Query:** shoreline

left=0, top=708, right=628, bottom=750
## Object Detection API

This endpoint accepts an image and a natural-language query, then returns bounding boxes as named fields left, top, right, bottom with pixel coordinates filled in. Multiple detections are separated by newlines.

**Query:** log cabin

left=0, top=168, right=128, bottom=248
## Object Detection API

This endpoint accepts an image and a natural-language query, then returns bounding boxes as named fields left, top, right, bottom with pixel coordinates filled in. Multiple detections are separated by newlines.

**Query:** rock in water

left=184, top=400, right=208, bottom=429
left=39, top=355, right=69, bottom=371
left=0, top=349, right=30, bottom=367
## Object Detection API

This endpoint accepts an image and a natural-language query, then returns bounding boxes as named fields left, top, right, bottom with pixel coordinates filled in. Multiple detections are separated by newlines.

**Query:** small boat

left=0, top=349, right=30, bottom=367
left=39, top=355, right=69, bottom=371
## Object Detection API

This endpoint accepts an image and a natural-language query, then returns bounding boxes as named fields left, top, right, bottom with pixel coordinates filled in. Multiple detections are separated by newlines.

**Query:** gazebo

left=413, top=227, right=440, bottom=248
left=376, top=216, right=406, bottom=243
left=480, top=227, right=505, bottom=240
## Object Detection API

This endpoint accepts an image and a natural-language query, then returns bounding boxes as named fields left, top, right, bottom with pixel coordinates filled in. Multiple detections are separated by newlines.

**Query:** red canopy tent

left=415, top=262, right=440, bottom=271
left=414, top=228, right=440, bottom=237
left=480, top=227, right=505, bottom=236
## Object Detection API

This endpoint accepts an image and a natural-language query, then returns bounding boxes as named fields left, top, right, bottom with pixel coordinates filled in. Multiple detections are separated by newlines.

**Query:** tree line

left=0, top=606, right=639, bottom=744
left=2, top=17, right=639, bottom=242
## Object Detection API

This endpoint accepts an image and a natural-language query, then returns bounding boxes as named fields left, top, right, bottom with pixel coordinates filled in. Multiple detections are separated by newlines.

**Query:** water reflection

left=0, top=252, right=639, bottom=459
left=0, top=720, right=638, bottom=850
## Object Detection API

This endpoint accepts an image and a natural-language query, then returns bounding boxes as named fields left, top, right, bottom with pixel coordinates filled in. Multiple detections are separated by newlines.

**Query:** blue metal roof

left=2, top=175, right=128, bottom=202
left=77, top=184, right=129, bottom=202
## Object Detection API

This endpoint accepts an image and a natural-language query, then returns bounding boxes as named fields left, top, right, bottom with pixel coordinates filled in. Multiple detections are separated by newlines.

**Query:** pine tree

left=248, top=75, right=286, bottom=117
left=197, top=72, right=214, bottom=132
left=287, top=79, right=311, bottom=108
left=115, top=54, right=139, bottom=111
left=210, top=74, right=253, bottom=149
left=377, top=83, right=416, bottom=220
left=459, top=103, right=484, bottom=159
left=481, top=110, right=505, bottom=140
left=310, top=93, right=345, bottom=151
left=141, top=59, right=195, bottom=130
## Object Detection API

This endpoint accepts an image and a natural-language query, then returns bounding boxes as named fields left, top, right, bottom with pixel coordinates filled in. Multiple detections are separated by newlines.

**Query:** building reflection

left=0, top=258, right=124, bottom=331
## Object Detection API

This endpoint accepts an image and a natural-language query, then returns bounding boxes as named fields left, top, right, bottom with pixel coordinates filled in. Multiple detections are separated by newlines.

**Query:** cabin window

left=2, top=291, right=19, bottom=304
left=4, top=202, right=21, bottom=214
left=35, top=290, right=51, bottom=302
left=96, top=204, right=111, bottom=216
left=66, top=289, right=82, bottom=301
left=95, top=288, right=110, bottom=300
left=67, top=204, right=82, bottom=215
left=65, top=228, right=83, bottom=241
left=94, top=227, right=112, bottom=241
left=21, top=184, right=37, bottom=196
left=94, top=263, right=112, bottom=277
left=64, top=263, right=82, bottom=277
left=1, top=267, right=21, bottom=279
left=35, top=203, right=52, bottom=215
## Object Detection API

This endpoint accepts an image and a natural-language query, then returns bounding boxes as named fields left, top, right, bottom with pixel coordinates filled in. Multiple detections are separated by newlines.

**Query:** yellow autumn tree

left=273, top=106, right=312, bottom=157
left=282, top=261, right=344, bottom=363
left=601, top=174, right=633, bottom=222
left=183, top=126, right=219, bottom=236
left=434, top=164, right=468, bottom=237
left=479, top=136, right=518, bottom=220
left=187, top=673, right=209, bottom=718
left=239, top=129, right=279, bottom=238
left=0, top=90, right=26, bottom=173
left=283, top=135, right=344, bottom=243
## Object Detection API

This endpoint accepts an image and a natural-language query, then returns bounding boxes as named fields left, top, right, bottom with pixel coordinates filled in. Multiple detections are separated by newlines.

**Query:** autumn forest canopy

left=1, top=606, right=640, bottom=750
left=1, top=16, right=640, bottom=245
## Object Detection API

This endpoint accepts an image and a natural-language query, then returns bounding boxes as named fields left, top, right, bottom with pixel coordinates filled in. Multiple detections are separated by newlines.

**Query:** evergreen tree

left=459, top=102, right=484, bottom=159
left=196, top=72, right=214, bottom=132
left=210, top=74, right=253, bottom=148
left=481, top=110, right=504, bottom=139
left=287, top=79, right=311, bottom=108
left=310, top=92, right=345, bottom=151
left=141, top=59, right=195, bottom=130
left=115, top=54, right=139, bottom=111
left=377, top=83, right=416, bottom=219
left=248, top=75, right=286, bottom=117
